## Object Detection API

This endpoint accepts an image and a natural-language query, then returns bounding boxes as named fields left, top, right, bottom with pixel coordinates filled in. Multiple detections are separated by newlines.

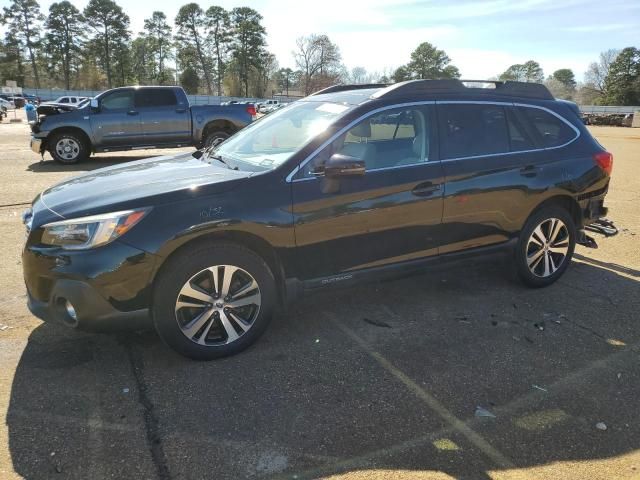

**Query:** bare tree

left=293, top=34, right=341, bottom=94
left=584, top=49, right=620, bottom=94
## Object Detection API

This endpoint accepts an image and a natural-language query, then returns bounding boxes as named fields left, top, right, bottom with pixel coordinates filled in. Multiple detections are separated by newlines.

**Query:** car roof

left=301, top=88, right=382, bottom=106
left=303, top=80, right=556, bottom=106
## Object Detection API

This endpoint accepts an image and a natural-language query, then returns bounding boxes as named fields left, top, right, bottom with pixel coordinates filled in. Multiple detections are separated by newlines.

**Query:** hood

left=38, top=152, right=252, bottom=221
left=36, top=103, right=79, bottom=115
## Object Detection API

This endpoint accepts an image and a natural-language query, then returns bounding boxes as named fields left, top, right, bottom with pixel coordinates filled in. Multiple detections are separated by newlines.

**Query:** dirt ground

left=0, top=109, right=639, bottom=480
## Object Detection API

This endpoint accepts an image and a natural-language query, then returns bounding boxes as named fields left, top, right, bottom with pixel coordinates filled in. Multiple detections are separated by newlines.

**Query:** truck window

left=101, top=91, right=134, bottom=110
left=135, top=89, right=178, bottom=108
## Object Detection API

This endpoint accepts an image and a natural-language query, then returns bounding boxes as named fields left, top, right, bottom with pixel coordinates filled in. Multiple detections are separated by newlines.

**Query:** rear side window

left=506, top=108, right=535, bottom=151
left=518, top=107, right=576, bottom=148
left=438, top=104, right=509, bottom=159
left=135, top=89, right=178, bottom=108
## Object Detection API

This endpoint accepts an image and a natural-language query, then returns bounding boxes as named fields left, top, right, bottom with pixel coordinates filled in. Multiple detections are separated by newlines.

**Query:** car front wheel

left=49, top=132, right=89, bottom=164
left=153, top=244, right=276, bottom=360
left=515, top=206, right=576, bottom=288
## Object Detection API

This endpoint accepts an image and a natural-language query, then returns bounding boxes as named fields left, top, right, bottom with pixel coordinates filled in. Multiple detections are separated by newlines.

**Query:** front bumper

left=30, top=137, right=43, bottom=155
left=26, top=279, right=150, bottom=331
left=23, top=239, right=157, bottom=331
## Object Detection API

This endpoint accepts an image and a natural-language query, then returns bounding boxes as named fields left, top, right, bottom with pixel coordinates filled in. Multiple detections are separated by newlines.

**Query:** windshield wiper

left=210, top=154, right=238, bottom=170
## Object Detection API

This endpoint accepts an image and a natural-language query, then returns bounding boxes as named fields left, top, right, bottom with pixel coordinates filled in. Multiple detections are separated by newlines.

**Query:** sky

left=2, top=0, right=639, bottom=81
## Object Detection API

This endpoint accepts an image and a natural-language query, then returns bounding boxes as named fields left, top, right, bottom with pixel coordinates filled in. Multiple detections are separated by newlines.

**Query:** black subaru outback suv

left=22, top=80, right=612, bottom=359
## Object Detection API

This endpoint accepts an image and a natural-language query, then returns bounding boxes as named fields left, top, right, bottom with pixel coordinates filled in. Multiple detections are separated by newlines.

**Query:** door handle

left=127, top=110, right=139, bottom=116
left=412, top=182, right=442, bottom=197
left=520, top=165, right=538, bottom=177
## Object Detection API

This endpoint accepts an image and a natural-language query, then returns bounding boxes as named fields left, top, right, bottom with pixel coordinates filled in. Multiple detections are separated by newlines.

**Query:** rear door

left=135, top=88, right=191, bottom=145
left=291, top=104, right=444, bottom=280
left=437, top=101, right=542, bottom=253
left=90, top=89, right=144, bottom=148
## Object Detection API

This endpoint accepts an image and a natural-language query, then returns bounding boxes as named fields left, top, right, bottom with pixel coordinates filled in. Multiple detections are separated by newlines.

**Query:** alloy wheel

left=55, top=138, right=80, bottom=161
left=525, top=218, right=570, bottom=278
left=174, top=265, right=261, bottom=346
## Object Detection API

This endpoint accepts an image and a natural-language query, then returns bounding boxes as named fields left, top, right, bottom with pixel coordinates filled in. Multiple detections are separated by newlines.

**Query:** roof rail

left=309, top=83, right=388, bottom=96
left=371, top=79, right=554, bottom=100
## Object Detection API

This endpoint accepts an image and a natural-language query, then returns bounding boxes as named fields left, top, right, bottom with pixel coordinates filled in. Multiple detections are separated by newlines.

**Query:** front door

left=291, top=104, right=444, bottom=281
left=90, top=89, right=144, bottom=148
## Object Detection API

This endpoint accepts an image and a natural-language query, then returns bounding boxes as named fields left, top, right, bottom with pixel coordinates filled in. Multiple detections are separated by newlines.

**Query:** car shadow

left=26, top=156, right=157, bottom=173
left=6, top=258, right=640, bottom=479
left=574, top=252, right=640, bottom=278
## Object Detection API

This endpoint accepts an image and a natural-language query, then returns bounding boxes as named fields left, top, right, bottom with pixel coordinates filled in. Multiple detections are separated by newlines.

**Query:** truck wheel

left=49, top=132, right=89, bottom=164
left=515, top=206, right=576, bottom=288
left=153, top=243, right=277, bottom=360
left=204, top=131, right=230, bottom=149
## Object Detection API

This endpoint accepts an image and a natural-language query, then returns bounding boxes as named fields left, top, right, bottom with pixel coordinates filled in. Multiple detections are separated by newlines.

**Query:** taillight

left=594, top=151, right=613, bottom=175
left=246, top=105, right=256, bottom=116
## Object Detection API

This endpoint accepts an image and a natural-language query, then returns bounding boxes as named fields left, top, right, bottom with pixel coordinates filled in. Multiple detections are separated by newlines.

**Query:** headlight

left=41, top=209, right=149, bottom=250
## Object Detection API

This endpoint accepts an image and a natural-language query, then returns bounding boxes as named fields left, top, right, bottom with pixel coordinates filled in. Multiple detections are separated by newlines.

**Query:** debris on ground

left=617, top=372, right=622, bottom=379
left=122, top=388, right=129, bottom=394
left=475, top=406, right=496, bottom=418
left=315, top=339, right=319, bottom=343
left=596, top=422, right=607, bottom=431
left=532, top=384, right=548, bottom=392
left=0, top=324, right=12, bottom=331
left=533, top=321, right=545, bottom=331
left=363, top=317, right=392, bottom=328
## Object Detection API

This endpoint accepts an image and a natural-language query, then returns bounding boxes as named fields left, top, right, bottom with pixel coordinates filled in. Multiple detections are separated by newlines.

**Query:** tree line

left=1, top=0, right=638, bottom=105
left=0, top=0, right=275, bottom=97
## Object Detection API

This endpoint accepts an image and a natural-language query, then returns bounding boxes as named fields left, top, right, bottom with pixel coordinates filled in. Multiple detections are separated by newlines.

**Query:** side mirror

left=323, top=153, right=366, bottom=178
left=90, top=98, right=99, bottom=110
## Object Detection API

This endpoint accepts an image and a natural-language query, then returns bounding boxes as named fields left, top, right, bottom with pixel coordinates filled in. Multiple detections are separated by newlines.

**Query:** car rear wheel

left=49, top=132, right=89, bottom=164
left=203, top=130, right=230, bottom=149
left=515, top=206, right=576, bottom=288
left=153, top=244, right=276, bottom=360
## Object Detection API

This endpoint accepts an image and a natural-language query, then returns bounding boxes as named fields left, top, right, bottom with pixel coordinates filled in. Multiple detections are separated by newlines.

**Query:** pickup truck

left=30, top=86, right=255, bottom=164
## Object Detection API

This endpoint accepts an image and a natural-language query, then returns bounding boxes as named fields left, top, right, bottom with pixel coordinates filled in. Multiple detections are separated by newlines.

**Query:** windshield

left=211, top=100, right=352, bottom=170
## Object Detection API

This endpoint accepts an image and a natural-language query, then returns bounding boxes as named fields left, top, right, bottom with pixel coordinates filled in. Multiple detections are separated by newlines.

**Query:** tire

left=153, top=243, right=276, bottom=360
left=515, top=206, right=576, bottom=288
left=49, top=131, right=89, bottom=164
left=203, top=130, right=230, bottom=149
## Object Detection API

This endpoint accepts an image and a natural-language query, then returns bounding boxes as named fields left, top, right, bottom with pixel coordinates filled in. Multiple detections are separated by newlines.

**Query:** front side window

left=60, top=98, right=69, bottom=103
left=518, top=106, right=577, bottom=148
left=438, top=104, right=509, bottom=159
left=101, top=90, right=133, bottom=111
left=300, top=106, right=430, bottom=178
left=212, top=100, right=352, bottom=171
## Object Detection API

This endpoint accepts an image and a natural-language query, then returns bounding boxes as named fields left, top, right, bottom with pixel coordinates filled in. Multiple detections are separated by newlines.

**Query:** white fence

left=17, top=88, right=640, bottom=113
left=21, top=88, right=299, bottom=105
left=580, top=105, right=639, bottom=114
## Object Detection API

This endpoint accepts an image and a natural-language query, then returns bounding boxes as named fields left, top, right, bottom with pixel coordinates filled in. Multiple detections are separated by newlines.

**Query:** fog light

left=65, top=301, right=77, bottom=321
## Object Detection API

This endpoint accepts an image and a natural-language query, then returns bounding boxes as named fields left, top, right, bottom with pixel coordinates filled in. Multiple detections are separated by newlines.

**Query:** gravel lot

left=0, top=110, right=639, bottom=479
